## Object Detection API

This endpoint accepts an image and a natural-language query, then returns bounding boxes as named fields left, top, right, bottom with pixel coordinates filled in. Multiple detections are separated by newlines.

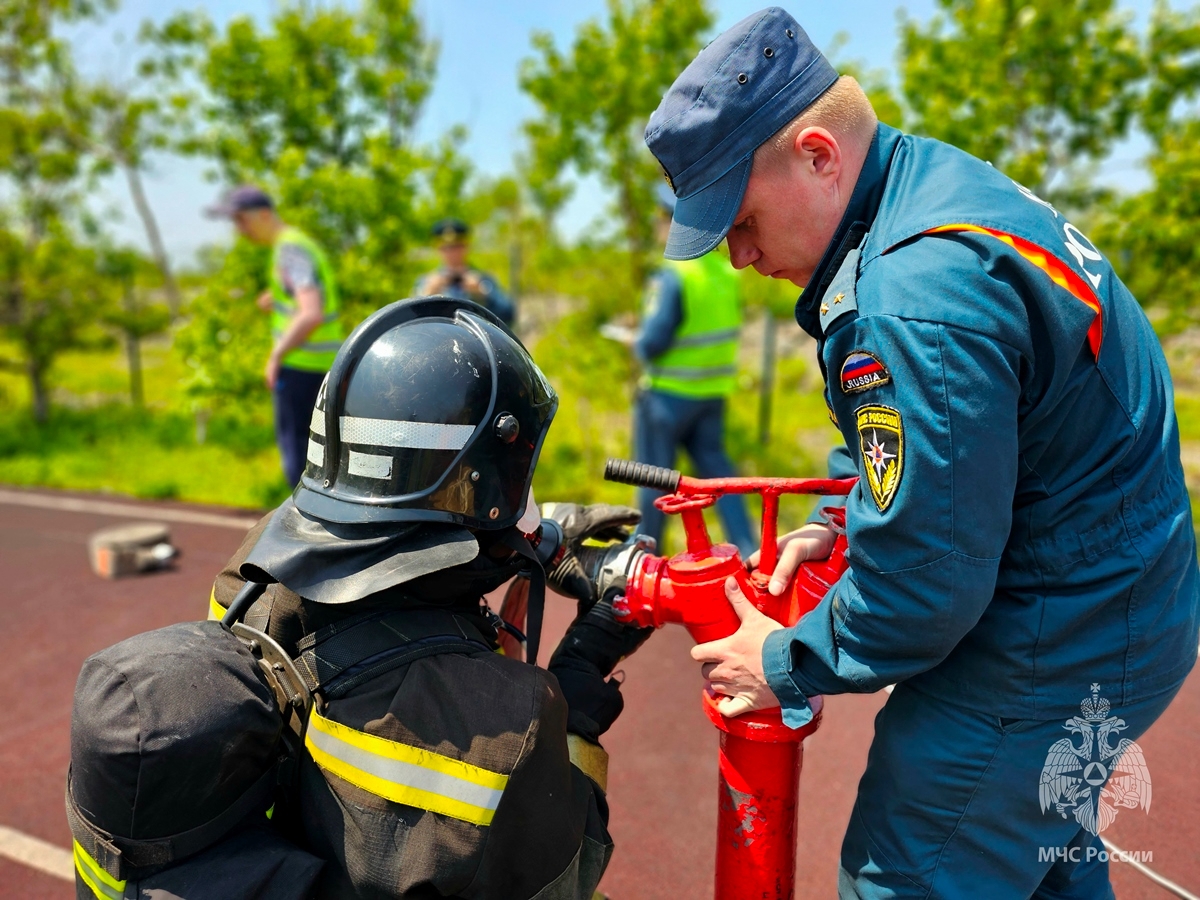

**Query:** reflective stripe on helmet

left=339, top=417, right=476, bottom=451
left=311, top=408, right=478, bottom=453
left=307, top=439, right=324, bottom=467
left=305, top=710, right=508, bottom=826
left=74, top=840, right=126, bottom=900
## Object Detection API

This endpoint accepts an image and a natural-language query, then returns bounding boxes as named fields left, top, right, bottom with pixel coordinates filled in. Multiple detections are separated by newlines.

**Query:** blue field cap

left=645, top=8, right=838, bottom=260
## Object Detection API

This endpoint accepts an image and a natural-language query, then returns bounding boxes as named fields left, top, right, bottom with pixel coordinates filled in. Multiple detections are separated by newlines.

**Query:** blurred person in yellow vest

left=206, top=185, right=344, bottom=487
left=626, top=185, right=756, bottom=556
left=415, top=218, right=516, bottom=326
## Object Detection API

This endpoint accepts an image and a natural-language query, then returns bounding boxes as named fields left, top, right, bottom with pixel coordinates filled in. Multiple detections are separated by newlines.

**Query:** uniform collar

left=794, top=123, right=902, bottom=338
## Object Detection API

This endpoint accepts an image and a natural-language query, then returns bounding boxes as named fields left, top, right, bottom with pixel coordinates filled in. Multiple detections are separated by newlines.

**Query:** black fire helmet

left=295, top=296, right=557, bottom=530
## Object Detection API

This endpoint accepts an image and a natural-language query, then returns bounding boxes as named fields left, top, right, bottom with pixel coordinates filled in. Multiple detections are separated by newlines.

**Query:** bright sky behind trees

left=70, top=0, right=1161, bottom=265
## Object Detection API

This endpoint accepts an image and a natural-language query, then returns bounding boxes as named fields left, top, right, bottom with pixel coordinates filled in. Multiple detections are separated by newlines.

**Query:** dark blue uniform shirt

left=635, top=268, right=684, bottom=364
left=765, top=124, right=1200, bottom=727
left=414, top=269, right=515, bottom=327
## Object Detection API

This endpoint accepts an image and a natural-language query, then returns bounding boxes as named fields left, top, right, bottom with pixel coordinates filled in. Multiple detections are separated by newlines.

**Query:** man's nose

left=725, top=232, right=760, bottom=270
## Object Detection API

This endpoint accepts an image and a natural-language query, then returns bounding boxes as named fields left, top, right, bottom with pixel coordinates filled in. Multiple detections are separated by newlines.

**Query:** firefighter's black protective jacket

left=211, top=517, right=614, bottom=900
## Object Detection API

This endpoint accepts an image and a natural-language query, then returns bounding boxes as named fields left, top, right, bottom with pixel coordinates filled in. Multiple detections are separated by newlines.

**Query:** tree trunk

left=508, top=207, right=522, bottom=304
left=124, top=278, right=143, bottom=407
left=758, top=314, right=777, bottom=446
left=28, top=357, right=49, bottom=424
left=126, top=331, right=143, bottom=407
left=616, top=175, right=650, bottom=291
left=123, top=162, right=182, bottom=318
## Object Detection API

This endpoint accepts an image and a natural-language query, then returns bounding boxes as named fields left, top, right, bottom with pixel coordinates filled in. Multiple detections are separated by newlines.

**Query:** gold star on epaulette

left=833, top=292, right=845, bottom=304
left=820, top=303, right=829, bottom=315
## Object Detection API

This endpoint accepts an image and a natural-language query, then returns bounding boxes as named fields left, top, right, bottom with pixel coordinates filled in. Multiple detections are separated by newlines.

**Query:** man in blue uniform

left=415, top=218, right=515, bottom=326
left=631, top=189, right=756, bottom=557
left=645, top=8, right=1199, bottom=897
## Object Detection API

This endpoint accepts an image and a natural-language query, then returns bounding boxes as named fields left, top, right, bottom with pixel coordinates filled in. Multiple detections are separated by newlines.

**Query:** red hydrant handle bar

left=604, top=458, right=856, bottom=499
left=677, top=475, right=858, bottom=497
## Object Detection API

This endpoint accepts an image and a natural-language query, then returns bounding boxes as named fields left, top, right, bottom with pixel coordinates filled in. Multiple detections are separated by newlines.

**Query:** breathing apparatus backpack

left=66, top=620, right=325, bottom=900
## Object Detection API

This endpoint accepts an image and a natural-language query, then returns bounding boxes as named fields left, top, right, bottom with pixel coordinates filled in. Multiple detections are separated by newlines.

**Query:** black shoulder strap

left=292, top=607, right=493, bottom=700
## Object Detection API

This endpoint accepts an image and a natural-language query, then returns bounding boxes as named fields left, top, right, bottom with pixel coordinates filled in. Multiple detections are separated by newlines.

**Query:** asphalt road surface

left=1, top=487, right=1196, bottom=898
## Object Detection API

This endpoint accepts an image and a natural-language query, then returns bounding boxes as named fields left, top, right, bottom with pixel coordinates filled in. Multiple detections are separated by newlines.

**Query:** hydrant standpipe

left=603, top=458, right=856, bottom=900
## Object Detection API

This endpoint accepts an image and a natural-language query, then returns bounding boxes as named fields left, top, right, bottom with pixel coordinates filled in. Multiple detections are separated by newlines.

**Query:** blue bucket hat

left=644, top=8, right=838, bottom=260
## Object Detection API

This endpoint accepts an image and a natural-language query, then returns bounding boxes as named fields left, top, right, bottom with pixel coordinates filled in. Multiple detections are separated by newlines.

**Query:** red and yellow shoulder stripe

left=925, top=224, right=1103, bottom=358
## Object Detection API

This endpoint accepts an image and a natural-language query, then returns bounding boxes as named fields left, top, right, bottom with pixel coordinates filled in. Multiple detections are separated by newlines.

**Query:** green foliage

left=899, top=0, right=1144, bottom=196
left=1141, top=0, right=1200, bottom=141
left=173, top=240, right=274, bottom=410
left=1089, top=3, right=1200, bottom=330
left=142, top=0, right=488, bottom=412
left=0, top=0, right=116, bottom=420
left=1093, top=117, right=1200, bottom=331
left=520, top=0, right=714, bottom=289
left=142, top=0, right=436, bottom=177
left=0, top=223, right=112, bottom=421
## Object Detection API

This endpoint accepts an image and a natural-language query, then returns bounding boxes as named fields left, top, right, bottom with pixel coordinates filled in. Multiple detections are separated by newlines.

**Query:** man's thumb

left=715, top=694, right=753, bottom=718
left=724, top=576, right=757, bottom=621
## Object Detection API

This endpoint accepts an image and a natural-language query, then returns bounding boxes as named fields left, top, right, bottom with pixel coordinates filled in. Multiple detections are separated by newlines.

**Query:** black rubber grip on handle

left=604, top=458, right=681, bottom=492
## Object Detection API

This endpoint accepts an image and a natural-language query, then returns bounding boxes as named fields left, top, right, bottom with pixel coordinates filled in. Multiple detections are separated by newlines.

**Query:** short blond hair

left=757, top=76, right=877, bottom=163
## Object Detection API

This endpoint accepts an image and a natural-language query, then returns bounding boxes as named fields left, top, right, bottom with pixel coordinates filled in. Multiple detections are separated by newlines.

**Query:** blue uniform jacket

left=635, top=267, right=684, bottom=364
left=764, top=124, right=1200, bottom=726
left=414, top=269, right=515, bottom=326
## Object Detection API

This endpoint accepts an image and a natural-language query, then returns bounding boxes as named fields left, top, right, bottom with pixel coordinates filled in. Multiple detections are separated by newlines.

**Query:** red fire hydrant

left=603, top=459, right=856, bottom=900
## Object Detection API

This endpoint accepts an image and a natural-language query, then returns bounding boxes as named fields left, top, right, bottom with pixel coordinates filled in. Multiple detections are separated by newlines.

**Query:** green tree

left=88, top=82, right=184, bottom=317
left=139, top=0, right=480, bottom=414
left=96, top=246, right=172, bottom=406
left=1092, top=2, right=1200, bottom=329
left=0, top=0, right=113, bottom=421
left=898, top=0, right=1144, bottom=198
left=519, top=0, right=714, bottom=290
left=0, top=224, right=108, bottom=422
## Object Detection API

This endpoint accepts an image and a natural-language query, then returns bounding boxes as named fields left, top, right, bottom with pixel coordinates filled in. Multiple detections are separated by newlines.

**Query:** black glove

left=548, top=588, right=656, bottom=739
left=541, top=502, right=641, bottom=608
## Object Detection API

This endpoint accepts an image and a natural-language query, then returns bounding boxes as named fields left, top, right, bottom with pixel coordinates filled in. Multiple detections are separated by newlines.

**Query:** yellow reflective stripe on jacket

left=305, top=710, right=508, bottom=826
left=74, top=840, right=126, bottom=900
left=567, top=734, right=609, bottom=792
left=208, top=588, right=224, bottom=621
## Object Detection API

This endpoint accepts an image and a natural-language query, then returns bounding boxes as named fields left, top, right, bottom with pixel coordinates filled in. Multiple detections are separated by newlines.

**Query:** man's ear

left=794, top=126, right=841, bottom=180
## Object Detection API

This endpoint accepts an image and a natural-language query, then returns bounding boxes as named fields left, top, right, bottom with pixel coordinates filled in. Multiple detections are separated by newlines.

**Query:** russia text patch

left=840, top=351, right=890, bottom=394
left=855, top=404, right=904, bottom=512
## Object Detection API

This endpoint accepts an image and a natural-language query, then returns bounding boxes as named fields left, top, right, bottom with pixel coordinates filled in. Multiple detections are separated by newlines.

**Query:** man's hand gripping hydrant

left=691, top=522, right=836, bottom=718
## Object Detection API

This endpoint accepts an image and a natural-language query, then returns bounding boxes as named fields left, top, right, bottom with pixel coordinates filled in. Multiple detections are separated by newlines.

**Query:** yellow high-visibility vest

left=644, top=252, right=741, bottom=398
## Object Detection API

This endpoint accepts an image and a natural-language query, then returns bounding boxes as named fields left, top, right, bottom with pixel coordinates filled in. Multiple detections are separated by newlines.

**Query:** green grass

left=0, top=405, right=291, bottom=509
left=0, top=335, right=290, bottom=510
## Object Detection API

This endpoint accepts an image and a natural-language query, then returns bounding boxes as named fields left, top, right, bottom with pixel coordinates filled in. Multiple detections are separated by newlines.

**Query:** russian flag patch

left=840, top=351, right=890, bottom=395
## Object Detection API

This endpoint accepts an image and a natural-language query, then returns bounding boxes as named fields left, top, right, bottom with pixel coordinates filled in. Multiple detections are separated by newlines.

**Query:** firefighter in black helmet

left=209, top=296, right=653, bottom=899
